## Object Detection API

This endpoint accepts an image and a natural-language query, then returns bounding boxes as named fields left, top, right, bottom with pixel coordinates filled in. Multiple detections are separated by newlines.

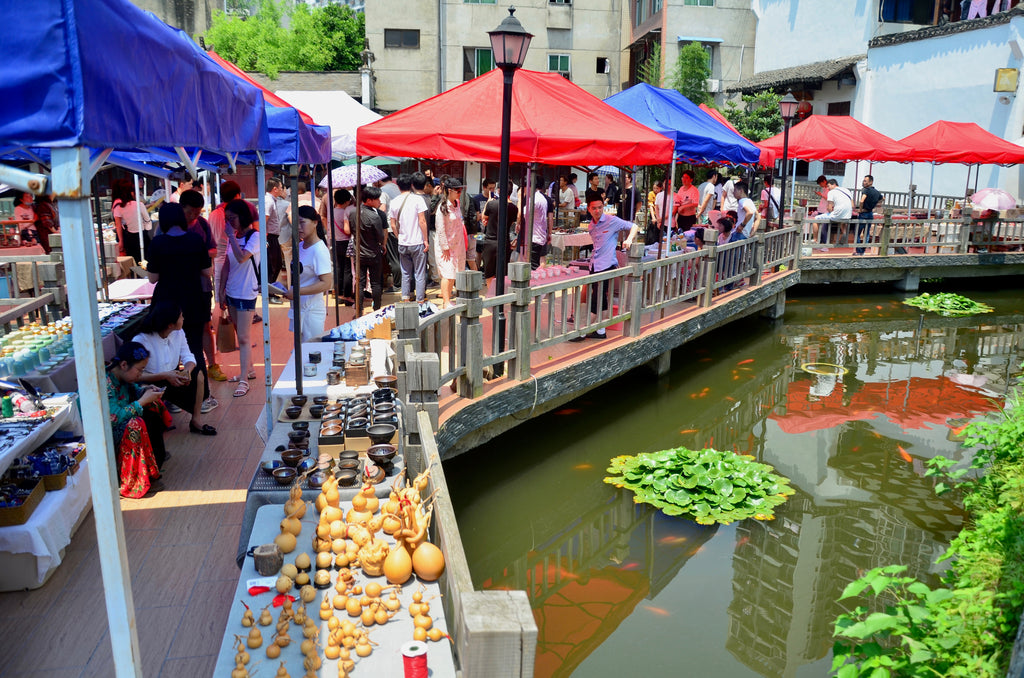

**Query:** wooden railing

left=788, top=181, right=960, bottom=216
left=397, top=227, right=802, bottom=399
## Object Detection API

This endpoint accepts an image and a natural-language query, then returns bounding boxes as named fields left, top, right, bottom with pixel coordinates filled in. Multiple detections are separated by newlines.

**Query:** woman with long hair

left=434, top=178, right=468, bottom=308
left=218, top=199, right=260, bottom=397
left=282, top=205, right=333, bottom=341
left=106, top=341, right=165, bottom=498
left=111, top=178, right=152, bottom=262
left=11, top=192, right=37, bottom=245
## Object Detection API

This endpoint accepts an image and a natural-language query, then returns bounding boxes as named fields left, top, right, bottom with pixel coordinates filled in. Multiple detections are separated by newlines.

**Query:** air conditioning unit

left=706, top=79, right=721, bottom=93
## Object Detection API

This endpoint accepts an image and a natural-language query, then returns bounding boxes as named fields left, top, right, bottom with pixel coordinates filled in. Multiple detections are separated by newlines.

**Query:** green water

left=445, top=289, right=1024, bottom=678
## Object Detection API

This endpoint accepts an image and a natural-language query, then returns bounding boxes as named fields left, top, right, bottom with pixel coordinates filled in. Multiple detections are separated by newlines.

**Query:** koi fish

left=724, top=396, right=736, bottom=402
left=736, top=536, right=750, bottom=548
left=700, top=357, right=713, bottom=362
left=558, top=568, right=579, bottom=580
left=737, top=359, right=755, bottom=365
left=679, top=429, right=699, bottom=434
left=658, top=535, right=689, bottom=545
left=897, top=446, right=912, bottom=463
left=574, top=463, right=593, bottom=470
left=555, top=408, right=582, bottom=416
left=876, top=305, right=884, bottom=310
left=643, top=605, right=671, bottom=617
left=620, top=562, right=639, bottom=570
left=851, top=446, right=860, bottom=452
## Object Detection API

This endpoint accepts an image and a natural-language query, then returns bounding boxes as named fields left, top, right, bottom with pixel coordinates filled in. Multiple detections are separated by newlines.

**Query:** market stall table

left=105, top=277, right=155, bottom=302
left=216, top=504, right=456, bottom=678
left=17, top=332, right=118, bottom=393
left=550, top=228, right=592, bottom=263
left=238, top=415, right=405, bottom=565
left=270, top=341, right=393, bottom=424
left=0, top=394, right=81, bottom=478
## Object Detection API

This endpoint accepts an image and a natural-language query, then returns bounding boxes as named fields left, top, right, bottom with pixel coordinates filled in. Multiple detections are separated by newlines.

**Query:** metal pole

left=92, top=177, right=110, bottom=300
left=354, top=160, right=363, bottom=317
left=53, top=147, right=143, bottom=678
left=525, top=163, right=534, bottom=263
left=327, top=164, right=339, bottom=327
left=928, top=161, right=936, bottom=219
left=779, top=119, right=791, bottom=230
left=664, top=154, right=676, bottom=257
left=289, top=165, right=303, bottom=395
left=908, top=163, right=914, bottom=216
left=494, top=64, right=516, bottom=378
left=256, top=164, right=272, bottom=433
left=132, top=173, right=146, bottom=267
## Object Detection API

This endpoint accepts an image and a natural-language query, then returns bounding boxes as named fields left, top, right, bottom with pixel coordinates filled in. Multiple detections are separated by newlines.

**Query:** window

left=684, top=0, right=714, bottom=5
left=879, top=0, right=937, bottom=23
left=635, top=0, right=647, bottom=24
left=548, top=54, right=571, bottom=79
left=652, top=0, right=662, bottom=11
left=827, top=101, right=851, bottom=116
left=547, top=28, right=571, bottom=50
left=464, top=0, right=497, bottom=3
left=702, top=43, right=714, bottom=72
left=384, top=29, right=419, bottom=49
left=550, top=0, right=572, bottom=4
left=596, top=57, right=610, bottom=74
left=463, top=48, right=494, bottom=81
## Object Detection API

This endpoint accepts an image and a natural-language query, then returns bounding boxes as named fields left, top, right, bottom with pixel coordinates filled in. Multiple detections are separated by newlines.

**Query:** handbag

left=217, top=311, right=238, bottom=353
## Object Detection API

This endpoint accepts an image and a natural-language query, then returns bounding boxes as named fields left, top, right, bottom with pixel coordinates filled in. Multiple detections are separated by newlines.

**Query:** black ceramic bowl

left=338, top=449, right=359, bottom=461
left=296, top=457, right=317, bottom=474
left=309, top=405, right=324, bottom=419
left=348, top=404, right=368, bottom=419
left=307, top=470, right=329, bottom=490
left=373, top=401, right=396, bottom=414
left=261, top=460, right=283, bottom=474
left=373, top=413, right=398, bottom=427
left=291, top=395, right=308, bottom=407
left=336, top=468, right=359, bottom=486
left=366, top=444, right=397, bottom=466
left=281, top=449, right=305, bottom=467
left=291, top=421, right=309, bottom=431
left=366, top=423, right=397, bottom=446
left=272, top=467, right=297, bottom=485
left=308, top=351, right=321, bottom=364
left=312, top=395, right=329, bottom=406
left=347, top=417, right=368, bottom=430
left=285, top=405, right=302, bottom=419
left=275, top=444, right=287, bottom=452
left=337, top=459, right=360, bottom=471
left=288, top=430, right=309, bottom=443
left=374, top=375, right=398, bottom=390
left=372, top=388, right=396, bottom=402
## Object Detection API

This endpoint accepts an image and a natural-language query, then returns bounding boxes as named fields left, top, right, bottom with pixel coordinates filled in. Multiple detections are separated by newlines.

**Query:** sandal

left=233, top=380, right=250, bottom=397
left=189, top=423, right=218, bottom=436
left=228, top=371, right=257, bottom=382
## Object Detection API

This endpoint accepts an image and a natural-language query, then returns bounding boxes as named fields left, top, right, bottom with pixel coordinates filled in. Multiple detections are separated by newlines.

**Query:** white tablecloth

left=0, top=457, right=92, bottom=589
left=270, top=340, right=393, bottom=425
left=0, top=394, right=82, bottom=478
left=105, top=278, right=155, bottom=301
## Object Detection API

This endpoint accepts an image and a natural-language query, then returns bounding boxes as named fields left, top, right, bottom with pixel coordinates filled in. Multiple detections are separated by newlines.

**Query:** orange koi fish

left=737, top=359, right=755, bottom=365
left=679, top=429, right=699, bottom=434
left=658, top=535, right=689, bottom=545
left=643, top=605, right=671, bottom=617
left=574, top=463, right=593, bottom=470
left=555, top=408, right=582, bottom=416
left=736, top=536, right=750, bottom=548
left=897, top=446, right=912, bottom=463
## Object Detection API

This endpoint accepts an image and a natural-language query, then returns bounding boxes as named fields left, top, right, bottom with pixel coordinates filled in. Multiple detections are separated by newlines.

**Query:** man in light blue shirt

left=570, top=199, right=639, bottom=341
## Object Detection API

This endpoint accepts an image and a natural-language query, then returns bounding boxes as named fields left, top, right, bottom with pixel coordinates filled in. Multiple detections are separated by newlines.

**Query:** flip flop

left=189, top=423, right=217, bottom=436
left=228, top=372, right=257, bottom=382
left=233, top=380, right=250, bottom=397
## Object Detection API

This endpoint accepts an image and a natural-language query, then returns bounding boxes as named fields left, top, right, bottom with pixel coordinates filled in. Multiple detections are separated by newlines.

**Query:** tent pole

left=664, top=154, right=677, bottom=259
left=355, top=159, right=363, bottom=317
left=256, top=163, right=272, bottom=432
left=525, top=164, right=534, bottom=263
left=965, top=165, right=972, bottom=201
left=92, top=177, right=110, bottom=301
left=54, top=147, right=143, bottom=678
left=289, top=165, right=303, bottom=395
left=908, top=163, right=914, bottom=216
left=327, top=163, right=339, bottom=327
left=928, top=162, right=936, bottom=219
left=132, top=174, right=146, bottom=267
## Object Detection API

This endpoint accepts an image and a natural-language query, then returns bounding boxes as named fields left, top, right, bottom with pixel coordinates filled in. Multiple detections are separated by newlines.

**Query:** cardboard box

left=0, top=480, right=44, bottom=526
left=365, top=318, right=393, bottom=340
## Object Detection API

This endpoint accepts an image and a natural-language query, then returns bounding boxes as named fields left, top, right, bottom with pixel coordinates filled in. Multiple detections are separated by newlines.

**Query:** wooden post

left=508, top=262, right=532, bottom=381
left=880, top=209, right=892, bottom=257
left=625, top=242, right=645, bottom=338
left=959, top=213, right=973, bottom=253
left=793, top=207, right=805, bottom=249
left=701, top=243, right=718, bottom=307
left=403, top=352, right=439, bottom=478
left=749, top=233, right=765, bottom=287
left=456, top=270, right=484, bottom=399
left=394, top=302, right=421, bottom=406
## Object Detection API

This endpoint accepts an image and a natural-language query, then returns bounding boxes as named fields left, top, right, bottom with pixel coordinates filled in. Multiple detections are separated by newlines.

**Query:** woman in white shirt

left=282, top=205, right=333, bottom=342
left=132, top=300, right=216, bottom=436
left=11, top=192, right=36, bottom=245
left=111, top=178, right=151, bottom=263
left=218, top=199, right=261, bottom=396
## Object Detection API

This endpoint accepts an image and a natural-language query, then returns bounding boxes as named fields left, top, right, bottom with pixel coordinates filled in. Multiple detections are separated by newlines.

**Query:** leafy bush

left=604, top=447, right=794, bottom=524
left=832, top=393, right=1024, bottom=677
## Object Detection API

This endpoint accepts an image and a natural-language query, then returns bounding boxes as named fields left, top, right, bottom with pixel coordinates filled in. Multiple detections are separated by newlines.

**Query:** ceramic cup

left=303, top=363, right=317, bottom=377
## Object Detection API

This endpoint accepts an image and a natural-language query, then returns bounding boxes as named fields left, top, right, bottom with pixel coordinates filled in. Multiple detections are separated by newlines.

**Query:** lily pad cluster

left=604, top=447, right=795, bottom=525
left=902, top=292, right=993, bottom=317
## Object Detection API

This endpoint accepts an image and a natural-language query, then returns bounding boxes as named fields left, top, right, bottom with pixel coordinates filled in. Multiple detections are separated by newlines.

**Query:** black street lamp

left=777, top=90, right=799, bottom=230
left=488, top=6, right=531, bottom=377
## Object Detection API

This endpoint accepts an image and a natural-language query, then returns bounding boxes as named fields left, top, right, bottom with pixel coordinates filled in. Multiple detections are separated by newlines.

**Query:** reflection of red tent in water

left=771, top=376, right=999, bottom=434
left=482, top=560, right=649, bottom=678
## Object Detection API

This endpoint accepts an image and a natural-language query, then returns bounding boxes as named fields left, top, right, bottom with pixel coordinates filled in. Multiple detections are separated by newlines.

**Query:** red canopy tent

left=758, top=115, right=913, bottom=162
left=898, top=120, right=1024, bottom=165
left=356, top=69, right=673, bottom=165
left=206, top=50, right=316, bottom=126
left=698, top=103, right=777, bottom=166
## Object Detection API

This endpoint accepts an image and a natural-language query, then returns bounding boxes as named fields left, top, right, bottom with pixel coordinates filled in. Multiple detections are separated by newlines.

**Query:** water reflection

left=446, top=293, right=1024, bottom=678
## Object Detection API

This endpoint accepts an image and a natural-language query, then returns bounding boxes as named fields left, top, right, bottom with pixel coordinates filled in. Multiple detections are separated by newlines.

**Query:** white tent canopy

left=276, top=90, right=380, bottom=160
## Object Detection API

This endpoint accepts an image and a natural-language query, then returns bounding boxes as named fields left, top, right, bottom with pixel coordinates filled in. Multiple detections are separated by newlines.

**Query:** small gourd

left=275, top=531, right=297, bottom=554
left=259, top=607, right=273, bottom=626
left=231, top=662, right=250, bottom=678
left=355, top=637, right=373, bottom=658
left=383, top=537, right=413, bottom=584
left=360, top=483, right=380, bottom=514
left=427, top=627, right=446, bottom=642
left=266, top=642, right=281, bottom=659
left=275, top=661, right=290, bottom=678
left=324, top=644, right=341, bottom=660
left=412, top=542, right=446, bottom=582
left=241, top=606, right=255, bottom=627
left=246, top=626, right=263, bottom=649
left=300, top=585, right=317, bottom=604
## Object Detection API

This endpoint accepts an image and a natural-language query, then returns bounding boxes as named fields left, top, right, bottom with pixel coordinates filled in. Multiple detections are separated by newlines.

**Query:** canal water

left=445, top=289, right=1024, bottom=678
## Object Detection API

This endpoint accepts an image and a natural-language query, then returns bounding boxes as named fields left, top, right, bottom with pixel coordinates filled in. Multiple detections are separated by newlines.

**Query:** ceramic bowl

left=347, top=417, right=369, bottom=430
left=312, top=395, right=329, bottom=406
left=326, top=370, right=342, bottom=386
left=373, top=413, right=398, bottom=427
left=374, top=375, right=398, bottom=390
left=320, top=423, right=343, bottom=437
left=372, top=401, right=396, bottom=414
left=363, top=462, right=385, bottom=485
left=308, top=405, right=324, bottom=419
left=325, top=403, right=345, bottom=413
left=260, top=460, right=283, bottom=474
left=291, top=395, right=308, bottom=407
left=371, top=388, right=396, bottom=402
left=338, top=449, right=359, bottom=461
left=287, top=438, right=310, bottom=450
left=337, top=459, right=360, bottom=471
left=307, top=471, right=329, bottom=490
left=272, top=467, right=297, bottom=485
left=308, top=351, right=321, bottom=364
left=285, top=405, right=303, bottom=420
left=275, top=444, right=287, bottom=452
left=288, top=430, right=309, bottom=443
left=366, top=444, right=397, bottom=466
left=296, top=457, right=317, bottom=474
left=348, top=404, right=368, bottom=419
left=281, top=449, right=305, bottom=467
left=336, top=468, right=359, bottom=487
left=366, top=423, right=397, bottom=446
left=290, top=421, right=309, bottom=431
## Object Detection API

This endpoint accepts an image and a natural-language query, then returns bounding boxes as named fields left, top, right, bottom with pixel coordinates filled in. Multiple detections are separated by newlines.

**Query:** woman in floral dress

left=106, top=341, right=165, bottom=498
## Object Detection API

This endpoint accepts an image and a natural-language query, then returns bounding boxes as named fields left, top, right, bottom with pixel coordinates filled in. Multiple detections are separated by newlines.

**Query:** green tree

left=200, top=0, right=365, bottom=78
left=669, top=41, right=711, bottom=105
left=722, top=91, right=783, bottom=142
left=637, top=43, right=662, bottom=86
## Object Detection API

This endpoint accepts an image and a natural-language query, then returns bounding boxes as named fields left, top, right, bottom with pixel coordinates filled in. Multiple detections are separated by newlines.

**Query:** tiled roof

left=727, top=55, right=865, bottom=94
left=870, top=7, right=1024, bottom=48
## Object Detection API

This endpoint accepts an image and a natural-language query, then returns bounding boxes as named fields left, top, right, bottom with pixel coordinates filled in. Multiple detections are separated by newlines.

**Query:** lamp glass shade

left=488, top=9, right=533, bottom=68
left=779, top=91, right=799, bottom=121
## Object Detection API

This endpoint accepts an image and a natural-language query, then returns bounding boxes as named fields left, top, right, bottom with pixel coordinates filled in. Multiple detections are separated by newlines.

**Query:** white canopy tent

left=275, top=90, right=381, bottom=160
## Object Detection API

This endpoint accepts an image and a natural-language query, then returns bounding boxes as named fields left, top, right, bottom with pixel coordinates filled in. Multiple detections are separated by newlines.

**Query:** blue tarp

left=0, top=0, right=269, bottom=154
left=241, top=103, right=332, bottom=166
left=603, top=84, right=761, bottom=165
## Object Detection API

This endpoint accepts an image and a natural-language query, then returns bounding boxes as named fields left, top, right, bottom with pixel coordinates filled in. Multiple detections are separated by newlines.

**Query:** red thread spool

left=401, top=640, right=428, bottom=678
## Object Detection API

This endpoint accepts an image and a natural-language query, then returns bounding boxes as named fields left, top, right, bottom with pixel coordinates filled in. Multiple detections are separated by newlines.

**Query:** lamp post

left=777, top=90, right=799, bottom=230
left=488, top=6, right=532, bottom=377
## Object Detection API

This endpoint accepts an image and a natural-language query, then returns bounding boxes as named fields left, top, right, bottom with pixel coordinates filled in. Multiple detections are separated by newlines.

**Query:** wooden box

left=346, top=362, right=369, bottom=387
left=42, top=471, right=68, bottom=491
left=365, top=318, right=393, bottom=340
left=0, top=480, right=44, bottom=526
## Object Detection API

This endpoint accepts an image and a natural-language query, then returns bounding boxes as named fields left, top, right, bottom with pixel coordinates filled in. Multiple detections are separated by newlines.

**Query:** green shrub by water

left=831, top=392, right=1024, bottom=677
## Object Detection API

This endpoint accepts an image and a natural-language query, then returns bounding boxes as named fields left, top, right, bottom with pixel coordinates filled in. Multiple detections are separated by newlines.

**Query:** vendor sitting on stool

left=132, top=300, right=217, bottom=436
left=106, top=341, right=167, bottom=498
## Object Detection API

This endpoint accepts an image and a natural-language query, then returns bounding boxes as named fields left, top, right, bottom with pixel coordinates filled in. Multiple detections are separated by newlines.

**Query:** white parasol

left=318, top=165, right=387, bottom=189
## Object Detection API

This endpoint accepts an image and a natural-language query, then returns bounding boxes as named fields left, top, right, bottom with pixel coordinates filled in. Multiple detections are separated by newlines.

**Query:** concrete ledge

left=436, top=272, right=799, bottom=458
left=799, top=252, right=1024, bottom=284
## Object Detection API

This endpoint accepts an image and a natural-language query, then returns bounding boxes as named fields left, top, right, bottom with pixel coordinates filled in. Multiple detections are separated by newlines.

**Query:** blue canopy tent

left=0, top=0, right=270, bottom=675
left=603, top=84, right=763, bottom=255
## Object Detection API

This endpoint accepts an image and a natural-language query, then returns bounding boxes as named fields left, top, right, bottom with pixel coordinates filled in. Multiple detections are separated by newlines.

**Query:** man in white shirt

left=264, top=178, right=285, bottom=299
left=719, top=176, right=738, bottom=214
left=760, top=175, right=782, bottom=224
left=530, top=177, right=552, bottom=269
left=822, top=178, right=853, bottom=247
left=734, top=181, right=761, bottom=237
left=696, top=169, right=720, bottom=224
left=388, top=173, right=430, bottom=315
